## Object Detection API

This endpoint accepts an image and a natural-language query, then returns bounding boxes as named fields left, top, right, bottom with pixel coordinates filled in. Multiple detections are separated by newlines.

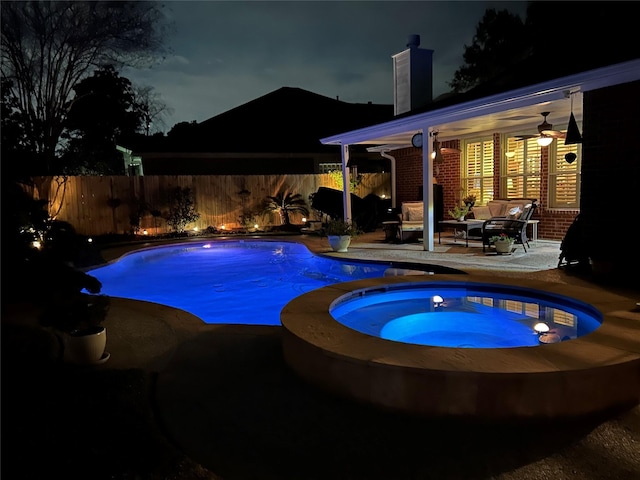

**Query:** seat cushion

left=401, top=221, right=423, bottom=232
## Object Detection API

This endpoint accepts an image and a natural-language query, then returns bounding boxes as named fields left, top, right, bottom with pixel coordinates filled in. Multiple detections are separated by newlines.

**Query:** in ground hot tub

left=280, top=275, right=640, bottom=419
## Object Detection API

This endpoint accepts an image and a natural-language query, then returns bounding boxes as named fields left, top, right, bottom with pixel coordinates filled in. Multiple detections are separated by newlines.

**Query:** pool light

left=533, top=322, right=550, bottom=334
left=432, top=295, right=444, bottom=308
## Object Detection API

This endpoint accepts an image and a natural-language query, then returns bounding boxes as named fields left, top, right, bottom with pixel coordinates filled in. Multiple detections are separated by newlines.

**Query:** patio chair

left=482, top=201, right=538, bottom=253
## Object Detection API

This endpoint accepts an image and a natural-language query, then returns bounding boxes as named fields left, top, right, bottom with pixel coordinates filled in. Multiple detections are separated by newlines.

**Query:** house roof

left=197, top=87, right=394, bottom=152
left=124, top=87, right=394, bottom=154
left=321, top=59, right=640, bottom=150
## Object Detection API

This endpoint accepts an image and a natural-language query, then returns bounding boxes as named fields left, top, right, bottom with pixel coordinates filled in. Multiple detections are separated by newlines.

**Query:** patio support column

left=423, top=131, right=435, bottom=251
left=341, top=143, right=352, bottom=223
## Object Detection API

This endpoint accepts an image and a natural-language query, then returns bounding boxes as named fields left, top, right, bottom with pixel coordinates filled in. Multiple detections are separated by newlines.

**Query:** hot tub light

left=432, top=295, right=444, bottom=307
left=533, top=322, right=550, bottom=334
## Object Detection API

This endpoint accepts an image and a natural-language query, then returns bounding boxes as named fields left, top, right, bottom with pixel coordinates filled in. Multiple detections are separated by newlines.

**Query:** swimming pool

left=330, top=283, right=602, bottom=348
left=280, top=275, right=640, bottom=418
left=87, top=240, right=461, bottom=325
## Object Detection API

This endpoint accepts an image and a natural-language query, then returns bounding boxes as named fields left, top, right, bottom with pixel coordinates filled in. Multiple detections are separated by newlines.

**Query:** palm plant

left=262, top=192, right=309, bottom=227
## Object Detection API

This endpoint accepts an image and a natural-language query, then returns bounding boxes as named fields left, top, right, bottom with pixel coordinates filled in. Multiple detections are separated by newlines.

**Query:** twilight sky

left=122, top=1, right=528, bottom=132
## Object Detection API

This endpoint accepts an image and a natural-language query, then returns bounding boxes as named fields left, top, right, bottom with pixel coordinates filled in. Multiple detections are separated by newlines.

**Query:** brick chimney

left=392, top=34, right=433, bottom=115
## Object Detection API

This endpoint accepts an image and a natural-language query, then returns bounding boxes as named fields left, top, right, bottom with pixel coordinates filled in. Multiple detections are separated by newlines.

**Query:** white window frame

left=549, top=141, right=581, bottom=209
left=502, top=136, right=542, bottom=200
left=462, top=137, right=494, bottom=205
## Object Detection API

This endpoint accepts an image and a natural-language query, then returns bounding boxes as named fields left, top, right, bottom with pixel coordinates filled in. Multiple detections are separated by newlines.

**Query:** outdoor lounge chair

left=481, top=200, right=538, bottom=253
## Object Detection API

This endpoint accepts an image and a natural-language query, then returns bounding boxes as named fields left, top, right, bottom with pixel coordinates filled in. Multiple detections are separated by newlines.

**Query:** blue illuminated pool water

left=87, top=240, right=441, bottom=326
left=330, top=283, right=602, bottom=348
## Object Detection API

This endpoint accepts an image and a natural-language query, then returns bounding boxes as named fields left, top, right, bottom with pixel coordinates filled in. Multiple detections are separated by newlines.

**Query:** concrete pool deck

left=90, top=233, right=640, bottom=478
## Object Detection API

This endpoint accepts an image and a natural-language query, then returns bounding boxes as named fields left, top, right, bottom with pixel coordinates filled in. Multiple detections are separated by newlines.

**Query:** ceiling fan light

left=537, top=136, right=554, bottom=147
left=564, top=112, right=583, bottom=145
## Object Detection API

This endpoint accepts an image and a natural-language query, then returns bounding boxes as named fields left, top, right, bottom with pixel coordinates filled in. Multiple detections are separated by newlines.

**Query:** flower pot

left=327, top=235, right=352, bottom=253
left=494, top=241, right=513, bottom=254
left=63, top=326, right=109, bottom=365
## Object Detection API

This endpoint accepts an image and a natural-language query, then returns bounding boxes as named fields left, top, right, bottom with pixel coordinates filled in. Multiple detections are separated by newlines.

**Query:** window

left=503, top=137, right=541, bottom=200
left=462, top=138, right=494, bottom=205
left=318, top=163, right=341, bottom=174
left=549, top=142, right=580, bottom=208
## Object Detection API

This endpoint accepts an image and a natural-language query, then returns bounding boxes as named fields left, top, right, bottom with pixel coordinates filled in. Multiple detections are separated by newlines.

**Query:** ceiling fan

left=515, top=112, right=566, bottom=144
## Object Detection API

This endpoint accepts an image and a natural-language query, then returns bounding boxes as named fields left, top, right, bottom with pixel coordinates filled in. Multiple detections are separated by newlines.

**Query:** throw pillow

left=507, top=206, right=522, bottom=219
left=407, top=206, right=423, bottom=222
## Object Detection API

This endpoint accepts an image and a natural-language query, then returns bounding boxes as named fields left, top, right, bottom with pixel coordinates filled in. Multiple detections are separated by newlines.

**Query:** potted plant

left=462, top=194, right=477, bottom=209
left=448, top=204, right=470, bottom=222
left=39, top=263, right=111, bottom=365
left=324, top=217, right=361, bottom=252
left=489, top=233, right=514, bottom=254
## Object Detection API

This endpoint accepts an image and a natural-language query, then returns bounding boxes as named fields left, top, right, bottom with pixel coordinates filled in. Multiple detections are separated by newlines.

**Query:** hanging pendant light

left=564, top=93, right=583, bottom=145
left=564, top=112, right=583, bottom=145
left=431, top=131, right=445, bottom=164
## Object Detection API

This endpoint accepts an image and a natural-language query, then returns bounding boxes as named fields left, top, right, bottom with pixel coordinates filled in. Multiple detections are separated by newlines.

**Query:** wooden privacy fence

left=27, top=173, right=390, bottom=236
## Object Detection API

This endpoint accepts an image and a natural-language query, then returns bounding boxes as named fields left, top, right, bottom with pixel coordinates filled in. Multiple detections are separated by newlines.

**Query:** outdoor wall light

left=221, top=224, right=226, bottom=230
left=254, top=224, right=259, bottom=229
left=193, top=226, right=199, bottom=232
left=143, top=229, right=148, bottom=235
left=302, top=217, right=307, bottom=223
left=87, top=237, right=93, bottom=243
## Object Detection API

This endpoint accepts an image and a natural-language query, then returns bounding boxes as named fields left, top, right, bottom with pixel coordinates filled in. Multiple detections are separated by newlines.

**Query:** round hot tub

left=280, top=274, right=640, bottom=419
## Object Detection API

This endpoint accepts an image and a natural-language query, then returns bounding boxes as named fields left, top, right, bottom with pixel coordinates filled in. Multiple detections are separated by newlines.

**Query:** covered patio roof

left=320, top=59, right=640, bottom=149
left=320, top=59, right=640, bottom=251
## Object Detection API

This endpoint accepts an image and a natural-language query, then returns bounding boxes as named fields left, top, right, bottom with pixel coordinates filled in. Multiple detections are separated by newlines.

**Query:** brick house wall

left=390, top=79, right=639, bottom=262
left=580, top=80, right=640, bottom=275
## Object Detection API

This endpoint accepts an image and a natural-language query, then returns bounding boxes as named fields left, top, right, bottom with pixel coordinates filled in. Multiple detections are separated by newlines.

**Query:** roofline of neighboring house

left=320, top=58, right=640, bottom=146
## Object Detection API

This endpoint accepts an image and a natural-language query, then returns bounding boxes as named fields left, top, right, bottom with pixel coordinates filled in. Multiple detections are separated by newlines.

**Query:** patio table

left=438, top=220, right=484, bottom=247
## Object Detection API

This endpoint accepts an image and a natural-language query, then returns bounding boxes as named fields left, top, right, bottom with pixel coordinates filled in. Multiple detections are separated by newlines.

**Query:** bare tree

left=133, top=85, right=173, bottom=136
left=0, top=1, right=169, bottom=177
